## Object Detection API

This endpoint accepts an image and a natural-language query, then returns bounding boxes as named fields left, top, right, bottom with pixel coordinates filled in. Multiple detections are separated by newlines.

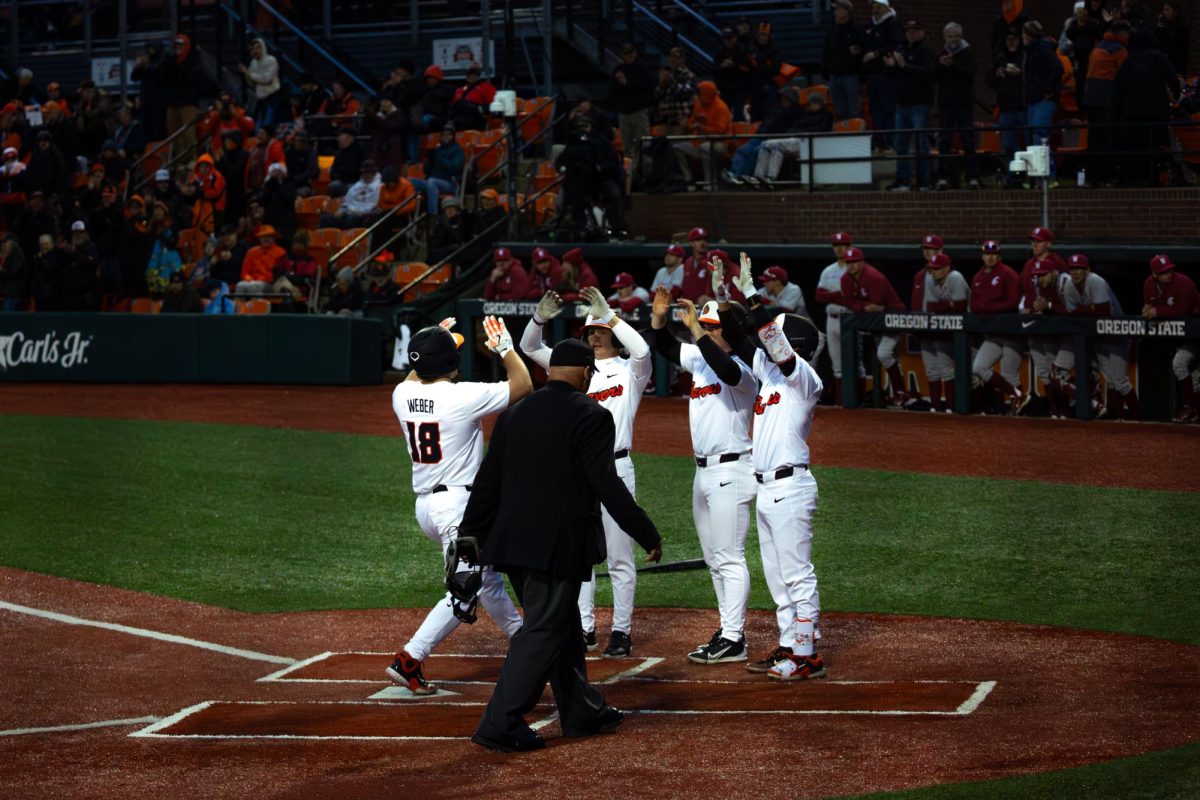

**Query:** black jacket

left=713, top=43, right=752, bottom=98
left=1022, top=37, right=1064, bottom=105
left=459, top=380, right=660, bottom=581
left=1117, top=32, right=1179, bottom=121
left=1154, top=14, right=1190, bottom=76
left=934, top=44, right=976, bottom=109
left=0, top=243, right=28, bottom=297
left=863, top=12, right=902, bottom=75
left=991, top=7, right=1030, bottom=66
left=823, top=20, right=864, bottom=77
left=988, top=46, right=1027, bottom=112
left=417, top=81, right=455, bottom=127
left=891, top=39, right=936, bottom=107
left=330, top=142, right=367, bottom=186
left=610, top=57, right=656, bottom=114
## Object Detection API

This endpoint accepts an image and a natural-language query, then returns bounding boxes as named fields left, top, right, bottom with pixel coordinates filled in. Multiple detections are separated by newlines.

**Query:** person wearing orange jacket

left=672, top=81, right=733, bottom=189
left=197, top=93, right=256, bottom=155
left=190, top=153, right=227, bottom=234
left=235, top=224, right=286, bottom=294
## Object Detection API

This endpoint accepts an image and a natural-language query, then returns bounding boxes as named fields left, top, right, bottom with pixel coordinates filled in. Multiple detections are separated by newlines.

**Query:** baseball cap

left=982, top=239, right=1001, bottom=253
left=831, top=231, right=852, bottom=245
left=408, top=326, right=463, bottom=379
left=688, top=226, right=708, bottom=241
left=563, top=247, right=583, bottom=265
left=255, top=224, right=278, bottom=238
left=759, top=266, right=788, bottom=283
left=904, top=19, right=922, bottom=30
left=1031, top=259, right=1056, bottom=275
left=610, top=272, right=635, bottom=289
left=922, top=233, right=943, bottom=249
left=480, top=188, right=500, bottom=202
left=70, top=220, right=86, bottom=232
left=493, top=247, right=512, bottom=261
left=1030, top=226, right=1054, bottom=243
left=927, top=252, right=952, bottom=269
left=155, top=168, right=170, bottom=182
left=698, top=301, right=722, bottom=326
left=1150, top=254, right=1176, bottom=274
left=665, top=243, right=686, bottom=258
left=531, top=246, right=550, bottom=262
left=549, top=338, right=595, bottom=368
left=1067, top=253, right=1090, bottom=269
left=584, top=314, right=613, bottom=329
left=843, top=247, right=865, bottom=263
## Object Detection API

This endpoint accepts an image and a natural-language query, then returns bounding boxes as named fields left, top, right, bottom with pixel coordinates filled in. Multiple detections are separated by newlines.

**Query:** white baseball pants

left=755, top=467, right=821, bottom=649
left=877, top=334, right=899, bottom=369
left=404, top=487, right=523, bottom=661
left=920, top=337, right=955, bottom=382
left=972, top=336, right=1022, bottom=386
left=1173, top=345, right=1197, bottom=380
left=1055, top=342, right=1132, bottom=395
left=693, top=454, right=755, bottom=641
left=826, top=314, right=865, bottom=379
left=1028, top=336, right=1066, bottom=383
left=579, top=457, right=637, bottom=635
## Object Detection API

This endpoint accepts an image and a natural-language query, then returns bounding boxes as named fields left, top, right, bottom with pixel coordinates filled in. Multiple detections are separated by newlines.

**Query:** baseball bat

left=595, top=558, right=706, bottom=578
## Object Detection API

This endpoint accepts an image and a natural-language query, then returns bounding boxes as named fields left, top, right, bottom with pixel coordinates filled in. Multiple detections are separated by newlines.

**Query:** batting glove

left=582, top=286, right=615, bottom=324
left=438, top=317, right=457, bottom=331
left=533, top=290, right=563, bottom=325
left=732, top=252, right=757, bottom=300
left=710, top=258, right=730, bottom=303
left=483, top=315, right=514, bottom=357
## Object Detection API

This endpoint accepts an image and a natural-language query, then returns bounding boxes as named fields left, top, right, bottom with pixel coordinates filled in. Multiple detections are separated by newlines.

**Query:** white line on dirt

left=0, top=600, right=297, bottom=665
left=0, top=717, right=161, bottom=736
left=601, top=657, right=664, bottom=683
left=257, top=652, right=334, bottom=682
left=130, top=702, right=214, bottom=737
left=956, top=681, right=997, bottom=715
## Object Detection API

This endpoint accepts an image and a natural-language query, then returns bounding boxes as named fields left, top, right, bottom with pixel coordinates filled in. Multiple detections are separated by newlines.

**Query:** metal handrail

left=129, top=138, right=201, bottom=197
left=250, top=0, right=375, bottom=95
left=467, top=95, right=558, bottom=175
left=666, top=0, right=723, bottom=35
left=632, top=1, right=715, bottom=65
left=129, top=115, right=201, bottom=173
left=330, top=191, right=422, bottom=263
left=477, top=108, right=569, bottom=186
left=351, top=210, right=429, bottom=273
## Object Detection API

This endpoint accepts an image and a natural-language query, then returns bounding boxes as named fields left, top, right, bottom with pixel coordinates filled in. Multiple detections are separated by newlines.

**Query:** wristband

left=757, top=320, right=796, bottom=365
left=741, top=284, right=759, bottom=300
left=597, top=309, right=615, bottom=324
left=532, top=313, right=546, bottom=325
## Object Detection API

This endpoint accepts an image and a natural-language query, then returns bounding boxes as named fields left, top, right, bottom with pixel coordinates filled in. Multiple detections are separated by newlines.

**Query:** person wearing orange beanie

left=672, top=80, right=733, bottom=189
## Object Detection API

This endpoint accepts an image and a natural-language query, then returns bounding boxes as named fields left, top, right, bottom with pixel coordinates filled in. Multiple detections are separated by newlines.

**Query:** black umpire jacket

left=459, top=380, right=660, bottom=583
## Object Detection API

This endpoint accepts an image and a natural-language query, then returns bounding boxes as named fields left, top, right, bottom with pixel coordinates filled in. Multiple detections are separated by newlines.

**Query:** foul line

left=956, top=680, right=997, bottom=715
left=0, top=716, right=161, bottom=736
left=0, top=600, right=297, bottom=666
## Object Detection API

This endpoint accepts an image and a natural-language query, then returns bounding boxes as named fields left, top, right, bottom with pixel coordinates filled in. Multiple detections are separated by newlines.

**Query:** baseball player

left=916, top=252, right=969, bottom=413
left=839, top=247, right=909, bottom=406
left=757, top=266, right=807, bottom=314
left=681, top=226, right=737, bottom=303
left=969, top=240, right=1028, bottom=415
left=1019, top=258, right=1071, bottom=418
left=651, top=243, right=687, bottom=299
left=1142, top=255, right=1200, bottom=424
left=698, top=253, right=825, bottom=681
left=1060, top=254, right=1139, bottom=420
left=814, top=231, right=864, bottom=405
left=520, top=286, right=654, bottom=658
left=1019, top=226, right=1065, bottom=295
left=386, top=317, right=533, bottom=694
left=649, top=286, right=757, bottom=663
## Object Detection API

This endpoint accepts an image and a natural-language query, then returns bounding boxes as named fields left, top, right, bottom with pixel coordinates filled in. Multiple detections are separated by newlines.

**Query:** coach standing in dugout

left=458, top=339, right=662, bottom=752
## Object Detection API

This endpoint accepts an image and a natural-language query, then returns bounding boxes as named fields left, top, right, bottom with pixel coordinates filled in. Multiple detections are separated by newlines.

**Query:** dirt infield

left=2, top=567, right=1199, bottom=800
left=2, top=383, right=1198, bottom=491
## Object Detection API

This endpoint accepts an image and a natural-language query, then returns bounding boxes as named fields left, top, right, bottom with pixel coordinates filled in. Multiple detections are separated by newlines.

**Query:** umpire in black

left=458, top=338, right=662, bottom=752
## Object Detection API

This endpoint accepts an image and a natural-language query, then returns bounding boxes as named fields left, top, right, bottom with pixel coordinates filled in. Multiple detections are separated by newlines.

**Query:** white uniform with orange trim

left=520, top=316, right=653, bottom=637
left=391, top=379, right=523, bottom=661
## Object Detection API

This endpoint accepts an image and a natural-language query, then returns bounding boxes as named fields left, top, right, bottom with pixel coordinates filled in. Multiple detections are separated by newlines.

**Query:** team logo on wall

left=0, top=331, right=93, bottom=371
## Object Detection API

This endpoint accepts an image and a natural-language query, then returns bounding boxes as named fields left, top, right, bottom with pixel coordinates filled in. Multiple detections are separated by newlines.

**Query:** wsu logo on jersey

left=588, top=384, right=625, bottom=403
left=690, top=382, right=722, bottom=399
left=992, top=276, right=1001, bottom=286
left=753, top=392, right=781, bottom=415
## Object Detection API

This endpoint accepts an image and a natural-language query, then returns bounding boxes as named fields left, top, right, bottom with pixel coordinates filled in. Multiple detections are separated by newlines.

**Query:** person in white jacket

left=240, top=38, right=281, bottom=129
left=521, top=286, right=654, bottom=658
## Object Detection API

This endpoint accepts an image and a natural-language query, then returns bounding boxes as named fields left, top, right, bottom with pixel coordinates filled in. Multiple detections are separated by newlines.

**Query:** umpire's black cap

left=549, top=338, right=595, bottom=368
left=409, top=326, right=463, bottom=379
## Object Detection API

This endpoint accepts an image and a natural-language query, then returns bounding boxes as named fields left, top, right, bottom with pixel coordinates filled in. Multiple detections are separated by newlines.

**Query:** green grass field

left=3, top=413, right=1199, bottom=798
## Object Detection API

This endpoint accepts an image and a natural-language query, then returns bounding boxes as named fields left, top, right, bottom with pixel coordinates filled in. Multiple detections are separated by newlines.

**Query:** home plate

left=370, top=686, right=460, bottom=701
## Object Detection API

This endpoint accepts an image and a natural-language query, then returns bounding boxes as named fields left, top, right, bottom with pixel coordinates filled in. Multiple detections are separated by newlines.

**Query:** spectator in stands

left=241, top=39, right=282, bottom=131
left=556, top=117, right=627, bottom=237
left=714, top=26, right=752, bottom=123
left=363, top=256, right=401, bottom=325
left=934, top=22, right=981, bottom=190
left=216, top=131, right=250, bottom=227
left=74, top=80, right=108, bottom=159
left=1021, top=21, right=1063, bottom=181
left=131, top=43, right=165, bottom=140
left=324, top=160, right=381, bottom=228
left=320, top=76, right=363, bottom=132
left=1155, top=2, right=1190, bottom=76
left=611, top=42, right=656, bottom=182
left=203, top=279, right=237, bottom=314
left=414, top=66, right=455, bottom=157
left=380, top=60, right=420, bottom=111
left=1084, top=21, right=1130, bottom=187
left=41, top=102, right=78, bottom=165
left=146, top=227, right=183, bottom=295
left=27, top=130, right=71, bottom=197
left=557, top=247, right=598, bottom=302
left=294, top=73, right=329, bottom=126
left=0, top=147, right=28, bottom=227
left=672, top=80, right=732, bottom=189
left=750, top=92, right=834, bottom=184
left=747, top=23, right=783, bottom=121
left=757, top=265, right=807, bottom=313
left=15, top=191, right=57, bottom=261
left=31, top=234, right=61, bottom=310
left=823, top=0, right=865, bottom=120
left=189, top=153, right=227, bottom=234
left=199, top=93, right=254, bottom=154
left=722, top=85, right=801, bottom=184
left=422, top=123, right=464, bottom=214
left=0, top=235, right=28, bottom=311
left=112, top=105, right=144, bottom=162
left=205, top=226, right=244, bottom=286
left=365, top=95, right=407, bottom=173
left=992, top=0, right=1030, bottom=67
left=428, top=195, right=470, bottom=267
left=450, top=63, right=496, bottom=131
left=474, top=188, right=507, bottom=242
left=608, top=271, right=650, bottom=314
left=160, top=269, right=203, bottom=312
left=115, top=205, right=152, bottom=305
left=527, top=247, right=564, bottom=299
left=735, top=16, right=753, bottom=48
left=96, top=140, right=126, bottom=186
left=88, top=183, right=122, bottom=266
left=886, top=19, right=936, bottom=192
left=283, top=129, right=317, bottom=195
left=330, top=129, right=367, bottom=189
left=567, top=96, right=613, bottom=141
left=236, top=224, right=286, bottom=295
left=45, top=82, right=71, bottom=116
left=246, top=127, right=285, bottom=193
left=989, top=29, right=1026, bottom=187
left=483, top=247, right=529, bottom=300
left=273, top=231, right=318, bottom=304
left=60, top=220, right=100, bottom=311
left=258, top=162, right=297, bottom=239
left=326, top=266, right=366, bottom=316
left=1116, top=0, right=1150, bottom=29
left=863, top=0, right=902, bottom=152
left=187, top=235, right=217, bottom=289
left=1117, top=29, right=1179, bottom=186
left=160, top=34, right=202, bottom=152
left=654, top=61, right=697, bottom=134
left=650, top=242, right=686, bottom=298
left=1062, top=1, right=1105, bottom=101
left=6, top=68, right=40, bottom=106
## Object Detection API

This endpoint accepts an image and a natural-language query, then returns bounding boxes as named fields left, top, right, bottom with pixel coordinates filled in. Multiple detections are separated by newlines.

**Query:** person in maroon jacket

left=607, top=271, right=651, bottom=314
left=840, top=246, right=909, bottom=406
left=681, top=226, right=736, bottom=303
left=1021, top=257, right=1073, bottom=418
left=556, top=247, right=599, bottom=303
left=910, top=232, right=945, bottom=314
left=1019, top=226, right=1065, bottom=294
left=970, top=239, right=1027, bottom=414
left=483, top=247, right=530, bottom=300
left=1142, top=254, right=1200, bottom=423
left=526, top=246, right=564, bottom=299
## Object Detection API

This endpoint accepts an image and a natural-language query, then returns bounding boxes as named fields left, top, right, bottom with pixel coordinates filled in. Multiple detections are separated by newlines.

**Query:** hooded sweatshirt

left=246, top=38, right=281, bottom=100
left=1084, top=30, right=1129, bottom=109
left=863, top=8, right=902, bottom=75
left=688, top=82, right=733, bottom=139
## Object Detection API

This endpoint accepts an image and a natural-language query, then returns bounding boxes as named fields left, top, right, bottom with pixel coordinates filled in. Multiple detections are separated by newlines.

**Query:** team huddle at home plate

left=387, top=251, right=828, bottom=694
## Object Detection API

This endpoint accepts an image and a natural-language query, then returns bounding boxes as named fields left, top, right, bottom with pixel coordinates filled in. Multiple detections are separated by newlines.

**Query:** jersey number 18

left=404, top=421, right=443, bottom=463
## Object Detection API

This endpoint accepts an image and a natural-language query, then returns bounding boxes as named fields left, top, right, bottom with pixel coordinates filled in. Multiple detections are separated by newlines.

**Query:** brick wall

left=627, top=187, right=1200, bottom=244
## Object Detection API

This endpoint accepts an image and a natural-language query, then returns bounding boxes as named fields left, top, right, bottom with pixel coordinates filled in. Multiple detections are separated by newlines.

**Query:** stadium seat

left=295, top=195, right=330, bottom=230
left=312, top=228, right=342, bottom=249
left=531, top=160, right=559, bottom=193
left=130, top=297, right=158, bottom=314
left=534, top=193, right=558, bottom=225
left=237, top=298, right=271, bottom=315
left=731, top=121, right=760, bottom=150
left=394, top=262, right=429, bottom=299
left=420, top=264, right=452, bottom=294
left=798, top=85, right=832, bottom=108
left=833, top=118, right=867, bottom=133
left=455, top=130, right=481, bottom=155
left=517, top=96, right=555, bottom=147
left=403, top=162, right=425, bottom=179
left=473, top=129, right=507, bottom=179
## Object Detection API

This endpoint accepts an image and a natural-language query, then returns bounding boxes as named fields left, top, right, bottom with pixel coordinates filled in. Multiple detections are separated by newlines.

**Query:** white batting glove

left=438, top=317, right=457, bottom=331
left=732, top=252, right=757, bottom=299
left=483, top=315, right=514, bottom=356
left=710, top=258, right=730, bottom=303
left=533, top=290, right=563, bottom=324
left=581, top=286, right=614, bottom=324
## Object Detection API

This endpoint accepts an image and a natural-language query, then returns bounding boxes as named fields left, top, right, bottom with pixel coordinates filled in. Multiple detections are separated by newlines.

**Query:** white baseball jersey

left=679, top=343, right=756, bottom=457
left=817, top=262, right=850, bottom=315
left=920, top=270, right=970, bottom=310
left=1061, top=271, right=1124, bottom=315
left=761, top=282, right=807, bottom=315
left=392, top=379, right=509, bottom=495
left=651, top=263, right=685, bottom=294
left=751, top=349, right=822, bottom=472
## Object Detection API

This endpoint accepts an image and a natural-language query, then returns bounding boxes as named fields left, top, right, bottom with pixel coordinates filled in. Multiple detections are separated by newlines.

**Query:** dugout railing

left=840, top=312, right=1200, bottom=420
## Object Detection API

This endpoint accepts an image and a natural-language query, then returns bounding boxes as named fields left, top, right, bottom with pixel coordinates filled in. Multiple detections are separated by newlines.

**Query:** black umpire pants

left=476, top=568, right=609, bottom=740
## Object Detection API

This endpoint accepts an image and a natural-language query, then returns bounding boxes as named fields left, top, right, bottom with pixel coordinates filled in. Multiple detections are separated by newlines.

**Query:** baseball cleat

left=1173, top=406, right=1198, bottom=424
left=602, top=630, right=632, bottom=659
left=1010, top=390, right=1031, bottom=416
left=687, top=629, right=723, bottom=662
left=767, top=653, right=827, bottom=681
left=583, top=628, right=598, bottom=652
left=745, top=646, right=794, bottom=674
left=385, top=650, right=437, bottom=695
left=689, top=635, right=748, bottom=665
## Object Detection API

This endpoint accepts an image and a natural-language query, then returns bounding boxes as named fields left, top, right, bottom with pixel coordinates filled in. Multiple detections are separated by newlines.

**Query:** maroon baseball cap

left=531, top=246, right=550, bottom=262
left=922, top=233, right=943, bottom=249
left=665, top=243, right=686, bottom=258
left=927, top=253, right=952, bottom=269
left=493, top=247, right=512, bottom=261
left=1067, top=253, right=1090, bottom=269
left=563, top=247, right=583, bottom=265
left=982, top=239, right=1001, bottom=254
left=759, top=266, right=788, bottom=283
left=610, top=271, right=635, bottom=289
left=831, top=231, right=852, bottom=245
left=1150, top=254, right=1176, bottom=274
left=1030, top=227, right=1054, bottom=243
left=843, top=247, right=865, bottom=263
left=1032, top=258, right=1056, bottom=275
left=688, top=226, right=708, bottom=241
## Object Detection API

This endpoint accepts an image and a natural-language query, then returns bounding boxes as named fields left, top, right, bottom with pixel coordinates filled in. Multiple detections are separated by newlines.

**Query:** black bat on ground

left=596, top=558, right=706, bottom=578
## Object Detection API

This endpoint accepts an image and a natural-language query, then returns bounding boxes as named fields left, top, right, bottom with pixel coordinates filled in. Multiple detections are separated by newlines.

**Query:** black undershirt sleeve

left=696, top=335, right=743, bottom=385
left=651, top=326, right=683, bottom=367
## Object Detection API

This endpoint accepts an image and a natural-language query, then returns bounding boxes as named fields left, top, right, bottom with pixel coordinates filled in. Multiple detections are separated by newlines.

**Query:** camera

left=1008, top=145, right=1050, bottom=177
left=489, top=90, right=518, bottom=117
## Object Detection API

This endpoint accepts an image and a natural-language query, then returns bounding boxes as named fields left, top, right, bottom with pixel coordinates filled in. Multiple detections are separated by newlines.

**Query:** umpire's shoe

left=583, top=628, right=598, bottom=652
left=602, top=630, right=632, bottom=658
left=385, top=650, right=438, bottom=695
left=689, top=634, right=748, bottom=665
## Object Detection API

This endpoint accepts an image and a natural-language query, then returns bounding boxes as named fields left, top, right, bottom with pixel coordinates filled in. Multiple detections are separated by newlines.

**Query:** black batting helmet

left=409, top=325, right=463, bottom=379
left=775, top=313, right=821, bottom=361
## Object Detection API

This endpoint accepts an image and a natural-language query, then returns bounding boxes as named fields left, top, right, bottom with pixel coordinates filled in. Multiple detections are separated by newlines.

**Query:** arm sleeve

left=576, top=409, right=661, bottom=552
left=611, top=319, right=653, bottom=387
left=696, top=335, right=745, bottom=386
left=651, top=325, right=683, bottom=367
left=519, top=316, right=553, bottom=369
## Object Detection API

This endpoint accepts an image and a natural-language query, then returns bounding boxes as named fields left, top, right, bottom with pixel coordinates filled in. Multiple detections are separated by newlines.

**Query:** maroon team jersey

left=1020, top=252, right=1066, bottom=289
left=840, top=263, right=906, bottom=311
left=970, top=263, right=1021, bottom=313
left=1143, top=272, right=1200, bottom=318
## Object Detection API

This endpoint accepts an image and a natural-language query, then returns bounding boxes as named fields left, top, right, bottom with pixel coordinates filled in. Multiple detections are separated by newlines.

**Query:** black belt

left=695, top=453, right=743, bottom=468
left=755, top=465, right=806, bottom=483
left=828, top=312, right=841, bottom=319
left=614, top=449, right=630, bottom=460
left=432, top=484, right=472, bottom=493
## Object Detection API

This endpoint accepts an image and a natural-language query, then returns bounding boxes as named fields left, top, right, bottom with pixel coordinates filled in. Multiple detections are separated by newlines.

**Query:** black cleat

left=602, top=630, right=632, bottom=658
left=583, top=628, right=598, bottom=652
left=745, top=645, right=794, bottom=674
left=690, top=635, right=748, bottom=664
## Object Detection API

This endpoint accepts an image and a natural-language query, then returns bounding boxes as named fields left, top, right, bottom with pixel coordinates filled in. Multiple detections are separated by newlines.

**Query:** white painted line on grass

left=633, top=709, right=969, bottom=717
left=955, top=681, right=997, bottom=715
left=0, top=716, right=161, bottom=736
left=624, top=677, right=988, bottom=686
left=601, top=657, right=664, bottom=684
left=0, top=600, right=296, bottom=665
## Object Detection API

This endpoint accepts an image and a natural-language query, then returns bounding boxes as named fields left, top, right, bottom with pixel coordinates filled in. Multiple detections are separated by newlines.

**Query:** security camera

left=1008, top=145, right=1050, bottom=178
left=489, top=90, right=518, bottom=117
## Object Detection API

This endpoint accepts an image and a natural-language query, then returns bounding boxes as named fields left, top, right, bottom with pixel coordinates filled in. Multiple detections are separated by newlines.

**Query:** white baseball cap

left=698, top=301, right=721, bottom=326
left=155, top=168, right=170, bottom=181
left=584, top=314, right=612, bottom=328
left=71, top=220, right=86, bottom=232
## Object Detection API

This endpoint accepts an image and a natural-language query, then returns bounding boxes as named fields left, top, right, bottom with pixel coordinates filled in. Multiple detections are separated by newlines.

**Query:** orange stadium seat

left=237, top=298, right=271, bottom=315
left=295, top=195, right=329, bottom=230
left=833, top=118, right=867, bottom=133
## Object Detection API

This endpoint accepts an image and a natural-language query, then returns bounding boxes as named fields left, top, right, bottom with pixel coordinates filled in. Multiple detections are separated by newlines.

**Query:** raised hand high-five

left=581, top=285, right=614, bottom=323
left=731, top=252, right=757, bottom=299
left=534, top=290, right=563, bottom=324
left=438, top=317, right=457, bottom=331
left=483, top=315, right=514, bottom=356
left=709, top=256, right=730, bottom=304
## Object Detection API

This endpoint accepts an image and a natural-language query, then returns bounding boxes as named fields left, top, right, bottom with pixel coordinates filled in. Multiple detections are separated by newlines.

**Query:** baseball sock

left=986, top=372, right=1017, bottom=399
left=833, top=377, right=843, bottom=406
left=943, top=379, right=955, bottom=411
left=1178, top=378, right=1196, bottom=411
left=792, top=618, right=815, bottom=657
left=886, top=364, right=905, bottom=399
left=929, top=379, right=942, bottom=409
left=1120, top=389, right=1139, bottom=419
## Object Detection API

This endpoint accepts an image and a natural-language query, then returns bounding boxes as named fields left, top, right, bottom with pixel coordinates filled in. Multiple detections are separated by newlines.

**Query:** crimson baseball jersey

left=1143, top=271, right=1200, bottom=318
left=970, top=263, right=1021, bottom=313
left=840, top=263, right=906, bottom=311
left=1020, top=251, right=1066, bottom=289
left=679, top=343, right=756, bottom=457
left=682, top=248, right=738, bottom=301
left=750, top=349, right=823, bottom=473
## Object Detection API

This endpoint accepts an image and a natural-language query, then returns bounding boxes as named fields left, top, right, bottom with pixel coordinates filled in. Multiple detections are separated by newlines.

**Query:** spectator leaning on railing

left=1084, top=21, right=1129, bottom=187
left=933, top=22, right=980, bottom=190
left=611, top=42, right=656, bottom=182
left=748, top=91, right=834, bottom=185
left=863, top=0, right=902, bottom=152
left=886, top=19, right=936, bottom=192
left=1021, top=21, right=1063, bottom=181
left=747, top=23, right=783, bottom=121
left=823, top=0, right=865, bottom=120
